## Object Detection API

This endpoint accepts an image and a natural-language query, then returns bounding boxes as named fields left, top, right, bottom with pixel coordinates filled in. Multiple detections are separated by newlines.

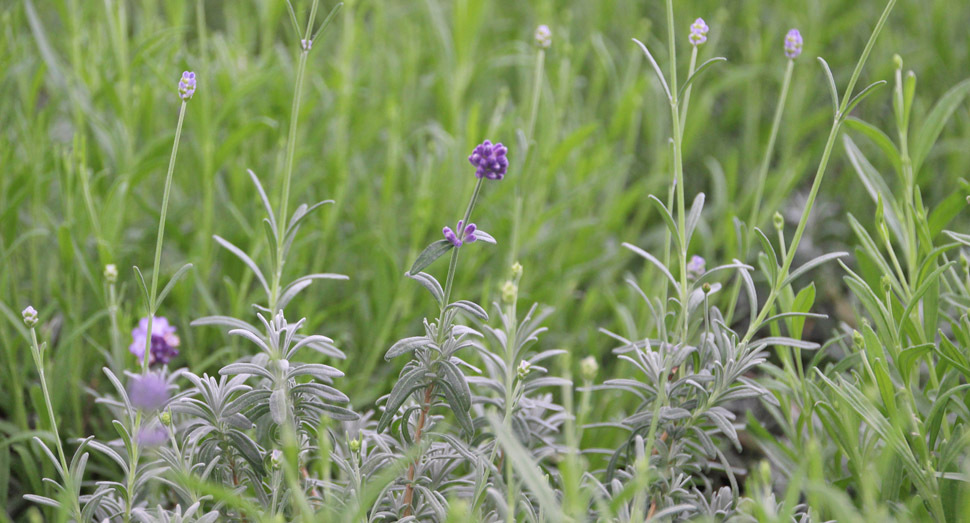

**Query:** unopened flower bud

left=511, top=261, right=523, bottom=279
left=880, top=275, right=893, bottom=294
left=270, top=449, right=283, bottom=467
left=702, top=282, right=712, bottom=293
left=773, top=212, right=785, bottom=231
left=22, top=306, right=38, bottom=328
left=580, top=356, right=599, bottom=381
left=502, top=280, right=518, bottom=305
left=893, top=54, right=903, bottom=70
left=349, top=438, right=361, bottom=453
left=301, top=39, right=312, bottom=51
left=159, top=411, right=172, bottom=426
left=759, top=460, right=772, bottom=483
left=852, top=330, right=864, bottom=349
left=517, top=360, right=532, bottom=379
left=104, top=264, right=118, bottom=284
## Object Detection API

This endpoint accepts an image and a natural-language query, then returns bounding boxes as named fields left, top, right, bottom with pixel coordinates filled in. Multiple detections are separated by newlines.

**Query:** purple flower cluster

left=129, top=316, right=181, bottom=366
left=443, top=220, right=477, bottom=247
left=128, top=373, right=170, bottom=412
left=784, top=29, right=803, bottom=59
left=178, top=71, right=196, bottom=100
left=689, top=18, right=709, bottom=46
left=468, top=140, right=509, bottom=180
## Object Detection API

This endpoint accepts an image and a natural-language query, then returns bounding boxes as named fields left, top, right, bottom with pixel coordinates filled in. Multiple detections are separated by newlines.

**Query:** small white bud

left=104, top=264, right=118, bottom=284
left=580, top=356, right=599, bottom=381
left=22, top=306, right=38, bottom=328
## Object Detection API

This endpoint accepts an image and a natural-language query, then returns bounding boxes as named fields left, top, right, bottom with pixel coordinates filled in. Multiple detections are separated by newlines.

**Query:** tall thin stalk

left=270, top=0, right=320, bottom=312
left=739, top=0, right=898, bottom=347
left=141, top=100, right=188, bottom=373
left=26, top=318, right=83, bottom=520
left=403, top=177, right=485, bottom=516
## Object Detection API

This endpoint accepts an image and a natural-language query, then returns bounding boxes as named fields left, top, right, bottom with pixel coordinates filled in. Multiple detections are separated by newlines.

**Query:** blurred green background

left=1, top=0, right=968, bottom=517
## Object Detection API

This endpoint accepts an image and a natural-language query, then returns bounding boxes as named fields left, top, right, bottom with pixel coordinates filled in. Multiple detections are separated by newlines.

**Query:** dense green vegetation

left=2, top=0, right=969, bottom=520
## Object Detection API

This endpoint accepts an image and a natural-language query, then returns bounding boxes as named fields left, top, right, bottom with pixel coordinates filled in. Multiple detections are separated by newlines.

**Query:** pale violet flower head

left=687, top=255, right=706, bottom=279
left=689, top=18, right=709, bottom=46
left=128, top=373, right=170, bottom=412
left=178, top=71, right=196, bottom=100
left=784, top=29, right=803, bottom=59
left=137, top=422, right=169, bottom=448
left=534, top=25, right=552, bottom=48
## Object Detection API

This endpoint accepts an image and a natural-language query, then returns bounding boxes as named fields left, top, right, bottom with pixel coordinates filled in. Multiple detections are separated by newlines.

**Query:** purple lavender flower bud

left=535, top=25, right=552, bottom=49
left=22, top=306, right=38, bottom=328
left=137, top=423, right=169, bottom=448
left=127, top=373, right=170, bottom=412
left=443, top=226, right=461, bottom=247
left=784, top=29, right=803, bottom=59
left=129, top=316, right=181, bottom=366
left=468, top=140, right=509, bottom=180
left=178, top=71, right=196, bottom=101
left=689, top=18, right=709, bottom=46
left=463, top=222, right=477, bottom=243
left=301, top=39, right=313, bottom=51
left=443, top=221, right=479, bottom=247
left=687, top=255, right=706, bottom=279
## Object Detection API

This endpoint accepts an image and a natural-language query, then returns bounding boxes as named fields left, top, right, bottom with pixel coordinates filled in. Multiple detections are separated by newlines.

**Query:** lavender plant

left=377, top=139, right=503, bottom=518
left=751, top=51, right=970, bottom=520
left=581, top=0, right=897, bottom=519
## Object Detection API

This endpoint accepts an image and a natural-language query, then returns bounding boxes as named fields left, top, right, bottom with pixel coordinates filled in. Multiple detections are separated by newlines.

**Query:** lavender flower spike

left=784, top=29, right=803, bottom=59
left=443, top=220, right=478, bottom=247
left=129, top=316, right=181, bottom=366
left=128, top=373, right=170, bottom=412
left=468, top=140, right=509, bottom=180
left=178, top=71, right=196, bottom=100
left=689, top=18, right=709, bottom=46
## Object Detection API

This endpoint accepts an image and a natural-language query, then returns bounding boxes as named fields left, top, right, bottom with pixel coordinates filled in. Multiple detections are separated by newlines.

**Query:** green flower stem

left=740, top=0, right=898, bottom=348
left=725, top=59, right=794, bottom=325
left=664, top=0, right=689, bottom=342
left=679, top=45, right=698, bottom=134
left=108, top=280, right=123, bottom=375
left=141, top=100, right=188, bottom=373
left=28, top=327, right=83, bottom=520
left=526, top=48, right=545, bottom=147
left=749, top=59, right=795, bottom=231
left=271, top=0, right=319, bottom=312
